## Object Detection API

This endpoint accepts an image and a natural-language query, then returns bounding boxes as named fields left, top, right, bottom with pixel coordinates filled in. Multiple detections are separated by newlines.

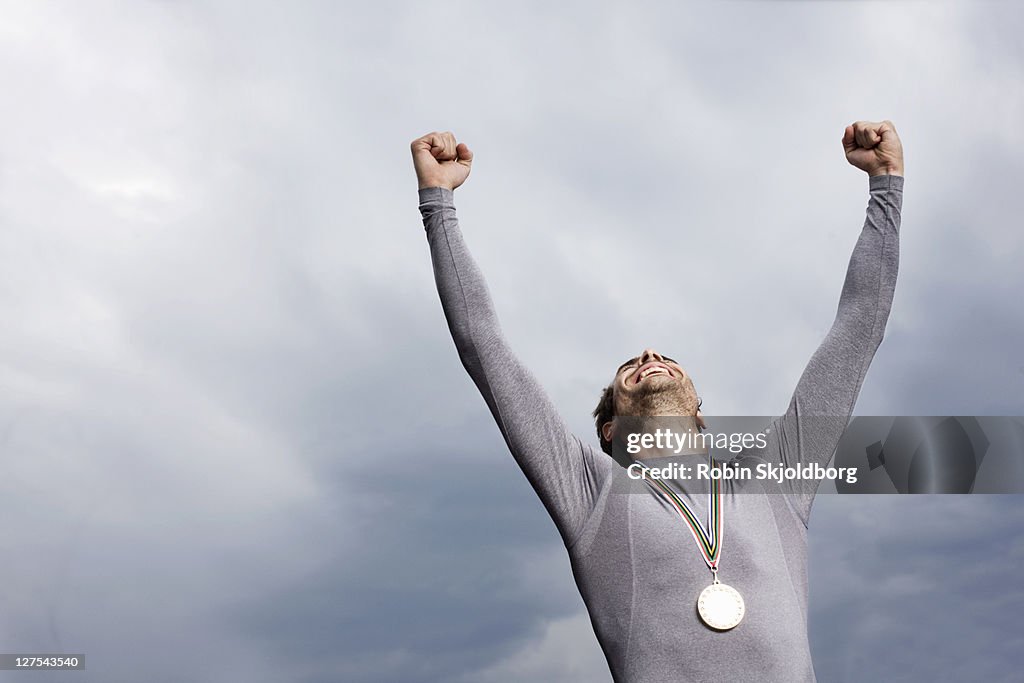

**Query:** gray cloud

left=809, top=496, right=1024, bottom=683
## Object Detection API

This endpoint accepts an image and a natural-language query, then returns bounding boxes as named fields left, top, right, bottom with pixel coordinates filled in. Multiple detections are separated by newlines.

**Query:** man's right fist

left=411, top=131, right=473, bottom=191
left=842, top=120, right=904, bottom=177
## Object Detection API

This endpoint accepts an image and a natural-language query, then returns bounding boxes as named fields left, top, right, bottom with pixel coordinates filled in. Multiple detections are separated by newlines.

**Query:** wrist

left=870, top=166, right=904, bottom=177
left=418, top=180, right=454, bottom=191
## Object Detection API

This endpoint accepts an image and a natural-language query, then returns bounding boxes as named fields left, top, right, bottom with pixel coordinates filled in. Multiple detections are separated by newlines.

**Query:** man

left=412, top=121, right=904, bottom=682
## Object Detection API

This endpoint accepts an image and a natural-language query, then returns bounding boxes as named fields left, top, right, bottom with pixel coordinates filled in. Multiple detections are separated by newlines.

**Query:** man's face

left=612, top=348, right=700, bottom=417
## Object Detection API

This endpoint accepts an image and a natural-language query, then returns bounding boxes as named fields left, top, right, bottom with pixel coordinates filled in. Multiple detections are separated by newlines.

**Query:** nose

left=639, top=348, right=664, bottom=365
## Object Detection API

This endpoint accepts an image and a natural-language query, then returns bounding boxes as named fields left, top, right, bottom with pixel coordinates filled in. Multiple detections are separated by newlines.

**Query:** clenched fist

left=843, top=120, right=904, bottom=176
left=411, top=131, right=473, bottom=191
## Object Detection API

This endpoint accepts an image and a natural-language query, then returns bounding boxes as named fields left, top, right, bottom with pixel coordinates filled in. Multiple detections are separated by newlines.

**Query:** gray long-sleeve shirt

left=420, top=174, right=903, bottom=682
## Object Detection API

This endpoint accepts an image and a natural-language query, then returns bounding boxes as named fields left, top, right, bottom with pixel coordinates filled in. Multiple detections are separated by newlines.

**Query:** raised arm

left=412, top=131, right=611, bottom=547
left=768, top=121, right=905, bottom=520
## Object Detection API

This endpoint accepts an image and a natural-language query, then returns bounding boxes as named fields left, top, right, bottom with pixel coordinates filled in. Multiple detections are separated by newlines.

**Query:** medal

left=697, top=571, right=745, bottom=630
left=634, top=456, right=744, bottom=631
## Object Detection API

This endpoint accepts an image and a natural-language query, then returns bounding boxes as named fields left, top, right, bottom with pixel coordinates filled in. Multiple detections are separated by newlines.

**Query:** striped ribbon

left=634, top=459, right=723, bottom=571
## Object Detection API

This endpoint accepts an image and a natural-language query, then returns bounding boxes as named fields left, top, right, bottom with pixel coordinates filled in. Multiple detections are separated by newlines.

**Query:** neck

left=612, top=414, right=709, bottom=464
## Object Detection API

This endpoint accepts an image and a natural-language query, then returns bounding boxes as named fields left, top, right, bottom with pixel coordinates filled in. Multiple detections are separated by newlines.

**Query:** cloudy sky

left=1, top=1, right=1022, bottom=681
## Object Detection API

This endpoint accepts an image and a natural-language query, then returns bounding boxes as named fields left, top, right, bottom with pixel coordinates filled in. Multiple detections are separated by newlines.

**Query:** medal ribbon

left=634, top=459, right=723, bottom=571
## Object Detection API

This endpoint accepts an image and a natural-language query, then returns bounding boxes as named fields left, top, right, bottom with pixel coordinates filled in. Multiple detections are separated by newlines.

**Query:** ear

left=696, top=410, right=706, bottom=431
left=601, top=420, right=615, bottom=443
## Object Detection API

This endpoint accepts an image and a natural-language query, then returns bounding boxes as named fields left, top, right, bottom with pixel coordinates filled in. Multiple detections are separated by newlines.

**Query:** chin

left=638, top=377, right=679, bottom=393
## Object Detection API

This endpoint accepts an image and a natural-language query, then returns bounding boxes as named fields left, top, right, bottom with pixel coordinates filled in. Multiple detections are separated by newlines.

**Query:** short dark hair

left=592, top=384, right=616, bottom=456
left=592, top=384, right=702, bottom=457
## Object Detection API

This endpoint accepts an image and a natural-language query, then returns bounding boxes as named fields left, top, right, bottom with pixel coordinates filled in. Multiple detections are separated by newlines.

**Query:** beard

left=609, top=376, right=703, bottom=467
left=618, top=375, right=700, bottom=417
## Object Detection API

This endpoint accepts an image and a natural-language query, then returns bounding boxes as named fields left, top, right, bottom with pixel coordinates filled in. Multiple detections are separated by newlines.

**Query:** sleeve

left=419, top=186, right=613, bottom=547
left=766, top=174, right=903, bottom=523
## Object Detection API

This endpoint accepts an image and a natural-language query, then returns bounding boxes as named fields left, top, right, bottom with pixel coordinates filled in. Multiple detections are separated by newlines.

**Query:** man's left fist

left=843, top=120, right=904, bottom=177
